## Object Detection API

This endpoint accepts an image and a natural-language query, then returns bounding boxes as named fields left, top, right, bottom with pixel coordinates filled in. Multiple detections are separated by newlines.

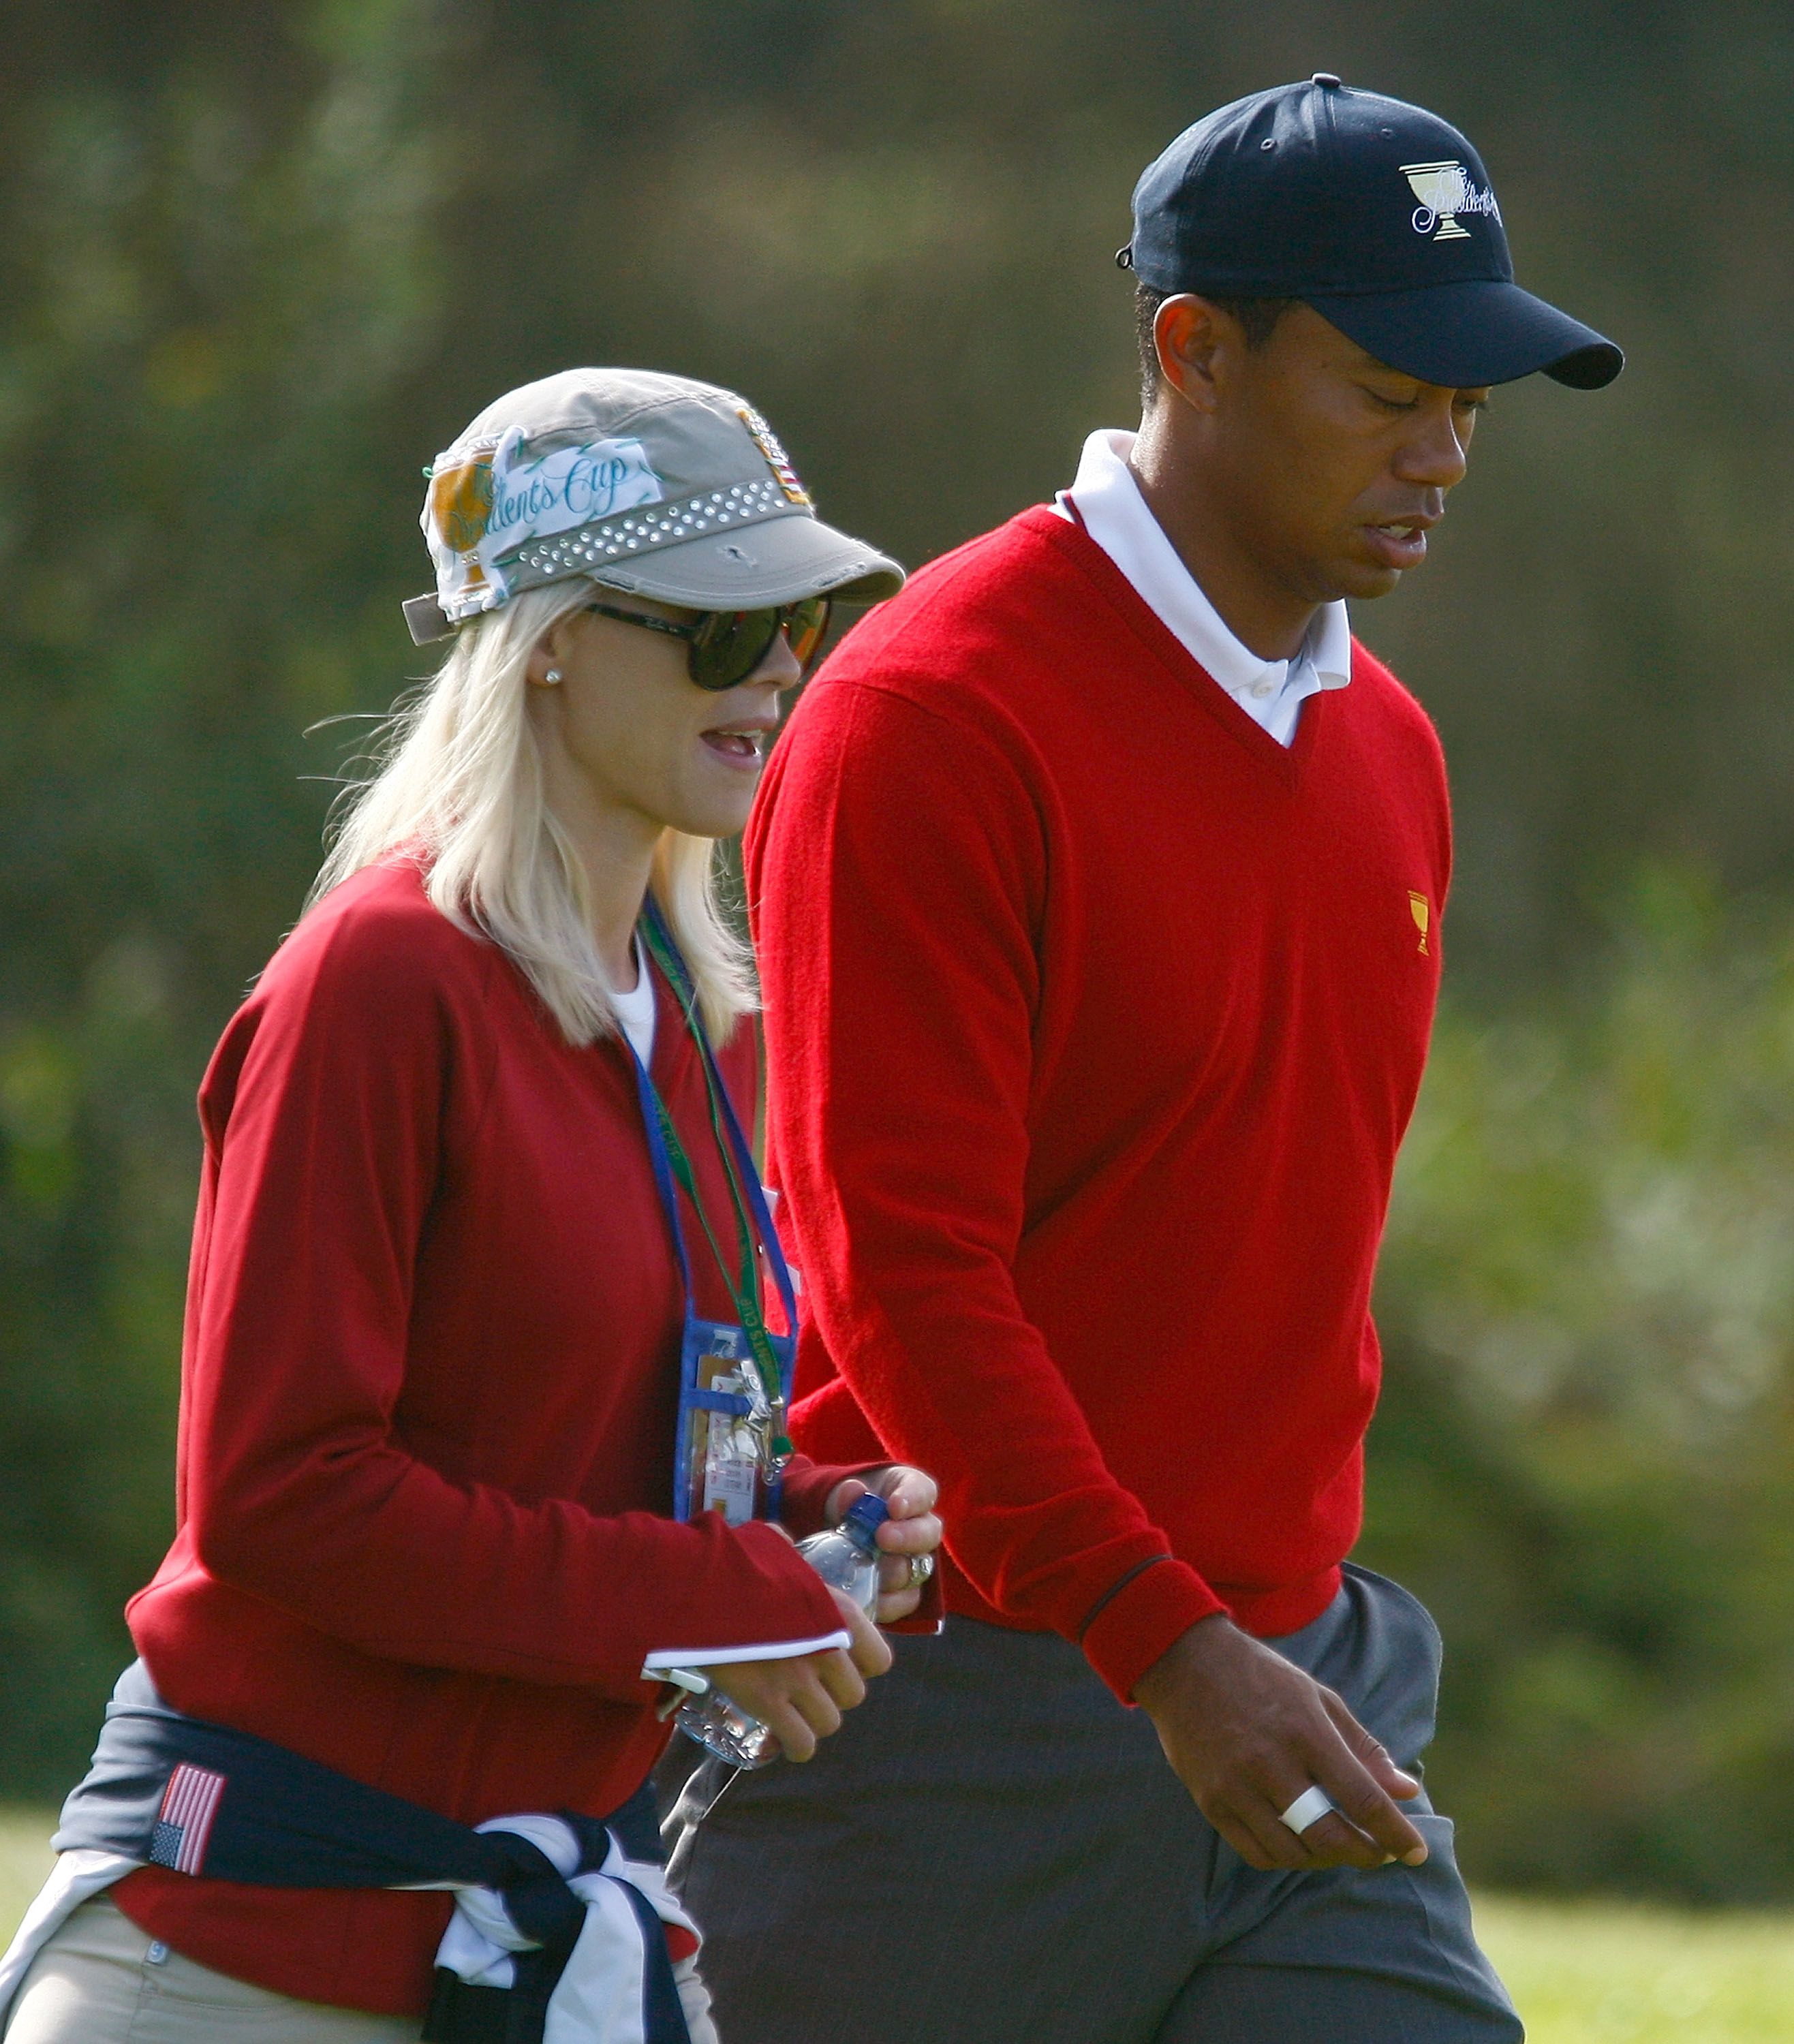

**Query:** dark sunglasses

left=581, top=596, right=832, bottom=692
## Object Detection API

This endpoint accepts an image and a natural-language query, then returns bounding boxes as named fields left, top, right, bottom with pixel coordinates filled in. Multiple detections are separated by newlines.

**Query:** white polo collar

left=1056, top=429, right=1352, bottom=719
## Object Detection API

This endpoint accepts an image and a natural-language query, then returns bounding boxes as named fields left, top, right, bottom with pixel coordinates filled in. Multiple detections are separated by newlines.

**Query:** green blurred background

left=3, top=0, right=1793, bottom=1913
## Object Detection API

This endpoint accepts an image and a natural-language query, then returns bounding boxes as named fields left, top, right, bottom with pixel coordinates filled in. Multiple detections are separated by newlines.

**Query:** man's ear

left=1153, top=294, right=1235, bottom=416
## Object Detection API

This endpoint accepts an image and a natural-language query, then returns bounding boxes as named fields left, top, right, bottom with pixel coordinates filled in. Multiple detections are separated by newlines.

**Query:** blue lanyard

left=623, top=901, right=798, bottom=1509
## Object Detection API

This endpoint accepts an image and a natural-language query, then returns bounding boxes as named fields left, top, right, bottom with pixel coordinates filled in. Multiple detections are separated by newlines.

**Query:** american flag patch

left=736, top=406, right=811, bottom=506
left=149, top=1763, right=226, bottom=1876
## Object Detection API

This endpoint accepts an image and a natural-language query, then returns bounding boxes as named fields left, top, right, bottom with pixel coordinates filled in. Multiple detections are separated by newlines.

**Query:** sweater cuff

left=642, top=1629, right=852, bottom=1671
left=1081, top=1555, right=1226, bottom=1703
left=721, top=1516, right=856, bottom=1645
left=777, top=1456, right=888, bottom=1539
left=885, top=1564, right=944, bottom=1635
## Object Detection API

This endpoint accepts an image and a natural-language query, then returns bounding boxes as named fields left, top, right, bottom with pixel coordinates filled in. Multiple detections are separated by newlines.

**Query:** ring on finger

left=905, top=1553, right=935, bottom=1589
left=1278, top=1785, right=1337, bottom=1836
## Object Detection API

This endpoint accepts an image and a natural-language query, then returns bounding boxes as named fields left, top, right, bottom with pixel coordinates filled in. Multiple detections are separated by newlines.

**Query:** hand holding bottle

left=824, top=1466, right=944, bottom=1624
left=700, top=1590, right=890, bottom=1762
left=675, top=1496, right=897, bottom=1765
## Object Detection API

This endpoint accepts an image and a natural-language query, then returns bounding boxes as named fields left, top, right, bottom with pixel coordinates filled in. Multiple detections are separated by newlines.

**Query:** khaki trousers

left=5, top=1895, right=422, bottom=2042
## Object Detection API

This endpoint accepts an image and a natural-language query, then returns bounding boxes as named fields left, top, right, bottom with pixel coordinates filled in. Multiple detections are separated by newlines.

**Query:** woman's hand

left=826, top=1466, right=944, bottom=1624
left=705, top=1590, right=891, bottom=1761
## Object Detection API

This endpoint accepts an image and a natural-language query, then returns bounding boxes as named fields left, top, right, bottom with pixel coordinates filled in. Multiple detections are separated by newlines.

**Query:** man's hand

left=1133, top=1612, right=1427, bottom=1872
left=705, top=1589, right=893, bottom=1762
left=826, top=1466, right=943, bottom=1624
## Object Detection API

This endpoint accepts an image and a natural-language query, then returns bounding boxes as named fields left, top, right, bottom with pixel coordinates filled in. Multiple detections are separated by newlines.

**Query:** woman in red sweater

left=1, top=369, right=938, bottom=2043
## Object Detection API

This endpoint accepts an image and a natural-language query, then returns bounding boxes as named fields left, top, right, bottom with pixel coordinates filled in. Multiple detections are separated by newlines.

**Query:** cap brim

left=402, top=512, right=904, bottom=645
left=586, top=511, right=903, bottom=610
left=1304, top=279, right=1623, bottom=390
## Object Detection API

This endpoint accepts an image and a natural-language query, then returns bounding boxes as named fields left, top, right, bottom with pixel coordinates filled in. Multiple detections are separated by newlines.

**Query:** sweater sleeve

left=775, top=1456, right=861, bottom=1537
left=748, top=683, right=1223, bottom=1701
left=181, top=899, right=847, bottom=1702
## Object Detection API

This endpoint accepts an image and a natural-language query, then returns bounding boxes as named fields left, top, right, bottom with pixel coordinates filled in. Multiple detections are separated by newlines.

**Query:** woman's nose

left=752, top=630, right=805, bottom=688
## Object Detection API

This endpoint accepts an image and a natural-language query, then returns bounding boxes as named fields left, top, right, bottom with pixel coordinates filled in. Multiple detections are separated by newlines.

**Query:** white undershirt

left=1053, top=428, right=1353, bottom=746
left=611, top=935, right=657, bottom=1066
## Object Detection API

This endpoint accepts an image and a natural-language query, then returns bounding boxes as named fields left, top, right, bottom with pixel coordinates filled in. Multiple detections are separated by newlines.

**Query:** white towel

left=437, top=1814, right=715, bottom=2044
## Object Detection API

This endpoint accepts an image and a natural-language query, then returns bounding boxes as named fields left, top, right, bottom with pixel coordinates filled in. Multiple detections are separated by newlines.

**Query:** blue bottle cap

left=841, top=1492, right=891, bottom=1550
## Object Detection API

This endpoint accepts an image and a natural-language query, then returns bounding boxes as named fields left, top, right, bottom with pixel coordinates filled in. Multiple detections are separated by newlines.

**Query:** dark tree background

left=4, top=0, right=1793, bottom=1898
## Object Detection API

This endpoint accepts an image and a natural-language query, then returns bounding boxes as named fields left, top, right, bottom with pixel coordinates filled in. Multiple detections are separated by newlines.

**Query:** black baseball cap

left=1119, top=75, right=1622, bottom=391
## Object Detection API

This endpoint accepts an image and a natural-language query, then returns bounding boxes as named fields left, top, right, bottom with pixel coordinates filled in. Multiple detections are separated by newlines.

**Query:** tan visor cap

left=404, top=367, right=904, bottom=645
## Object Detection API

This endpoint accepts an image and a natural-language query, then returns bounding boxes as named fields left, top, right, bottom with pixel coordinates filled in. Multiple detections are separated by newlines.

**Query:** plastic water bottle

left=673, top=1493, right=890, bottom=1768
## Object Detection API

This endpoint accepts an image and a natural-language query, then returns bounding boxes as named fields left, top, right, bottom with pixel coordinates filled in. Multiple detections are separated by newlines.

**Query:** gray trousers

left=662, top=1565, right=1522, bottom=2043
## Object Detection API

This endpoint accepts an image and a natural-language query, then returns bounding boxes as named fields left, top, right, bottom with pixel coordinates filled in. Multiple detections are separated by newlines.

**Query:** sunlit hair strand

left=309, top=579, right=756, bottom=1047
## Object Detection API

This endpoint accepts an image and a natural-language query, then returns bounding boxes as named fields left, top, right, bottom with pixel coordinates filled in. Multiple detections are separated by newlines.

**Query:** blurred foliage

left=1, top=0, right=1792, bottom=1896
left=1368, top=869, right=1794, bottom=1898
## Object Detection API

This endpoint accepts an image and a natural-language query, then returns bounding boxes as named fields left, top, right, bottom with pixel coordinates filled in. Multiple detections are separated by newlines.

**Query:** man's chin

left=1327, top=555, right=1407, bottom=602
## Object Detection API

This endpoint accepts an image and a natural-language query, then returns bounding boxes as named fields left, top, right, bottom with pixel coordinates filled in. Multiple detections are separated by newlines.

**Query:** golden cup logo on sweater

left=1408, top=891, right=1431, bottom=955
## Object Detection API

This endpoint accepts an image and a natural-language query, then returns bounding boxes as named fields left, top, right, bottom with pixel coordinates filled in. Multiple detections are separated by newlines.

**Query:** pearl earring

left=544, top=668, right=562, bottom=684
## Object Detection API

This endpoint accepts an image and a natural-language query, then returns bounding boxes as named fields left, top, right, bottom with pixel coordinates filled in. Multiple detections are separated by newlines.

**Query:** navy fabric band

left=57, top=1664, right=527, bottom=1888
left=54, top=1662, right=685, bottom=2043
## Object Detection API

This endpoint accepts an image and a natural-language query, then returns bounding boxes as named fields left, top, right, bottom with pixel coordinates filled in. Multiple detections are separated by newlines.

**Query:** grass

left=0, top=1812, right=54, bottom=1945
left=0, top=1810, right=1789, bottom=2039
left=1474, top=1893, right=1794, bottom=2043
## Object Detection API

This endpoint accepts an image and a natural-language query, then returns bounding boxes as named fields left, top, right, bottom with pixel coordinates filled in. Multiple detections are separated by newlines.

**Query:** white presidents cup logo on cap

left=1401, top=160, right=1500, bottom=241
left=423, top=427, right=665, bottom=623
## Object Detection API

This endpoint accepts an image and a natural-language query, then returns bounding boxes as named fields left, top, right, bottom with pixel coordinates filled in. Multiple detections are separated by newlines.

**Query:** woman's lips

left=700, top=728, right=769, bottom=766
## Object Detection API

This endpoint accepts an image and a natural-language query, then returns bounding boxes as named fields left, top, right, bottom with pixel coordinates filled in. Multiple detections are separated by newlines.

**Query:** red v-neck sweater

left=745, top=504, right=1450, bottom=1704
left=111, top=862, right=854, bottom=2013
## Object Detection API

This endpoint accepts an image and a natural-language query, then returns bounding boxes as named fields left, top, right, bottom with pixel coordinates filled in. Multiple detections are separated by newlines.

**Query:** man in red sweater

left=677, top=80, right=1620, bottom=2043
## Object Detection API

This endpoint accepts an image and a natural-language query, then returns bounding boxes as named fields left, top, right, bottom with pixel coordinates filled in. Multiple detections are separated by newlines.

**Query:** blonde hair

left=311, top=579, right=756, bottom=1046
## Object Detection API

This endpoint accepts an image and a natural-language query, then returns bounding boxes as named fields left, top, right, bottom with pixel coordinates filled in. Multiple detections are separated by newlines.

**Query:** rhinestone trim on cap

left=508, top=476, right=790, bottom=577
left=435, top=474, right=813, bottom=625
